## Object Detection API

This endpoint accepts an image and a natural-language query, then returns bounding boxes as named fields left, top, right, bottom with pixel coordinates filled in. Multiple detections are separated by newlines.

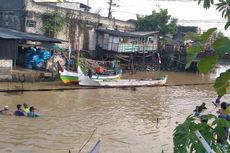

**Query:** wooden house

left=94, top=28, right=159, bottom=71
left=96, top=28, right=158, bottom=53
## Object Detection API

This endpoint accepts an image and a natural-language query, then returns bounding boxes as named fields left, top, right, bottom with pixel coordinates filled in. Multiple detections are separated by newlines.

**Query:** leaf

left=201, top=28, right=217, bottom=41
left=185, top=45, right=203, bottom=69
left=212, top=37, right=230, bottom=49
left=212, top=37, right=230, bottom=57
left=187, top=46, right=203, bottom=54
left=185, top=61, right=193, bottom=70
left=214, top=69, right=230, bottom=96
left=197, top=56, right=217, bottom=73
left=224, top=20, right=230, bottom=30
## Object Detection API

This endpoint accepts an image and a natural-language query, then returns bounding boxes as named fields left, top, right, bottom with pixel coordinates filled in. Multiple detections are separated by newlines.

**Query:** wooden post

left=152, top=51, right=154, bottom=70
left=142, top=37, right=145, bottom=71
left=131, top=53, right=134, bottom=74
left=128, top=54, right=131, bottom=72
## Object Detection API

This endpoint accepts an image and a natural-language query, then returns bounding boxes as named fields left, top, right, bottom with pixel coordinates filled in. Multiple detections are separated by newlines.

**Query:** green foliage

left=214, top=69, right=230, bottom=96
left=212, top=37, right=230, bottom=57
left=197, top=56, right=217, bottom=73
left=196, top=0, right=214, bottom=8
left=174, top=114, right=230, bottom=153
left=184, top=27, right=230, bottom=95
left=185, top=45, right=202, bottom=69
left=201, top=28, right=217, bottom=42
left=136, top=9, right=177, bottom=37
left=197, top=0, right=230, bottom=29
left=42, top=11, right=65, bottom=37
left=161, top=53, right=175, bottom=70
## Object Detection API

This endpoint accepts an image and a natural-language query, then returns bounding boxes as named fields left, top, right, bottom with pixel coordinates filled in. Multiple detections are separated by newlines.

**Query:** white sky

left=77, top=0, right=230, bottom=36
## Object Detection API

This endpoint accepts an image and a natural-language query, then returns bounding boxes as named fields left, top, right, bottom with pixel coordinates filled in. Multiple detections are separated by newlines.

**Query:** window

left=26, top=20, right=36, bottom=28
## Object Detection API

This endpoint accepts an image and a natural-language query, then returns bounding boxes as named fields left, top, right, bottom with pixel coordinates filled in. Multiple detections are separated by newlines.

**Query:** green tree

left=196, top=0, right=230, bottom=29
left=42, top=11, right=65, bottom=38
left=136, top=9, right=177, bottom=37
left=174, top=114, right=230, bottom=152
left=173, top=1, right=230, bottom=152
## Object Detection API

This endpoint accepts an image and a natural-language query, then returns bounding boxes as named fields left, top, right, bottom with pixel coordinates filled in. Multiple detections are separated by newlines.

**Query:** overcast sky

left=77, top=0, right=230, bottom=36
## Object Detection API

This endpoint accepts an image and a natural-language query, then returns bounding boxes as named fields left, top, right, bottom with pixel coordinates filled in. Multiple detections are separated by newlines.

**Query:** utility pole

left=87, top=0, right=89, bottom=7
left=108, top=0, right=112, bottom=18
left=107, top=0, right=119, bottom=18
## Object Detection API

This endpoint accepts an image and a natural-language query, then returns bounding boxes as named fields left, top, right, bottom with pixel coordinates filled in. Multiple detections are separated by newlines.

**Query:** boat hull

left=79, top=77, right=167, bottom=87
left=59, top=69, right=79, bottom=84
left=59, top=69, right=121, bottom=85
left=78, top=66, right=167, bottom=87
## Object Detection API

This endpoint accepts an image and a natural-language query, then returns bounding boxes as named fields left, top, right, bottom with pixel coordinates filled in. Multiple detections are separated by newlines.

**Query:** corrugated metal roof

left=96, top=28, right=141, bottom=38
left=129, top=31, right=159, bottom=36
left=0, top=28, right=64, bottom=43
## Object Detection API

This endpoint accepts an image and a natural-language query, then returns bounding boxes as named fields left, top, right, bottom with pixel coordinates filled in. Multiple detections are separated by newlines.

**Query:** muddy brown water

left=0, top=71, right=229, bottom=153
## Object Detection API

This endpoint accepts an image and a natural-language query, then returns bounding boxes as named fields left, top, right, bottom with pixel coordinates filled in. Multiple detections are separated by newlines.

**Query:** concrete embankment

left=0, top=81, right=86, bottom=92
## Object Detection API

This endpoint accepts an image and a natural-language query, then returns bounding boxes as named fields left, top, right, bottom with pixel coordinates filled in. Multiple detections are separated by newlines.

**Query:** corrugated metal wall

left=0, top=39, right=18, bottom=59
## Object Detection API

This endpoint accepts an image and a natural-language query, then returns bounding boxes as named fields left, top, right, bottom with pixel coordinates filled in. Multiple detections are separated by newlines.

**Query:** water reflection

left=0, top=70, right=229, bottom=153
left=210, top=64, right=230, bottom=80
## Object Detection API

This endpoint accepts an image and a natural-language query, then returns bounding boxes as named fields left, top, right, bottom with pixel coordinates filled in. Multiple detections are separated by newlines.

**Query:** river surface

left=0, top=70, right=230, bottom=153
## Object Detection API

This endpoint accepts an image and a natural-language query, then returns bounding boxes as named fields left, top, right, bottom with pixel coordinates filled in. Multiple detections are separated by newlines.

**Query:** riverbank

left=0, top=81, right=82, bottom=92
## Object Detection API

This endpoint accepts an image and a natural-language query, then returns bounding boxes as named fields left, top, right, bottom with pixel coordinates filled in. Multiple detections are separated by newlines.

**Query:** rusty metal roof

left=0, top=27, right=63, bottom=43
left=129, top=31, right=159, bottom=36
left=96, top=28, right=141, bottom=38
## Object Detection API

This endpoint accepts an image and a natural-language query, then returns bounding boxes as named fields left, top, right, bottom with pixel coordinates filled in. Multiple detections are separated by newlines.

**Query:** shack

left=0, top=27, right=63, bottom=80
left=95, top=28, right=159, bottom=72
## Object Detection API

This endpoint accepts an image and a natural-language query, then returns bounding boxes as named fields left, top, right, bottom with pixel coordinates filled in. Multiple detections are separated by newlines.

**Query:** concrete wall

left=0, top=59, right=12, bottom=68
left=0, top=0, right=136, bottom=51
left=25, top=0, right=135, bottom=31
left=0, top=59, right=12, bottom=80
left=0, top=0, right=26, bottom=30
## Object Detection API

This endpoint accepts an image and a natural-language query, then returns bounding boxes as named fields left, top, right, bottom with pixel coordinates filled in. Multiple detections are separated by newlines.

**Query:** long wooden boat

left=58, top=58, right=122, bottom=85
left=78, top=66, right=167, bottom=87
left=59, top=68, right=121, bottom=85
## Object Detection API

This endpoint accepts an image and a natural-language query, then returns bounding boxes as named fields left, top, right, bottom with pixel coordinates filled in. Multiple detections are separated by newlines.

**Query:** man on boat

left=88, top=69, right=93, bottom=79
left=0, top=106, right=12, bottom=115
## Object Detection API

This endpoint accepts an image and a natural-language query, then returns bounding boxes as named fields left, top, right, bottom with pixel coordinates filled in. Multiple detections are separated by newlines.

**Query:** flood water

left=0, top=70, right=230, bottom=153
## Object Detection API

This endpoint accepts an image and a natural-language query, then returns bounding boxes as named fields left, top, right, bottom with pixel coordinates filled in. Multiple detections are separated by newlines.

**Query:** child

left=27, top=106, right=40, bottom=118
left=14, top=104, right=25, bottom=116
left=217, top=102, right=230, bottom=120
left=193, top=103, right=207, bottom=117
left=22, top=103, right=30, bottom=114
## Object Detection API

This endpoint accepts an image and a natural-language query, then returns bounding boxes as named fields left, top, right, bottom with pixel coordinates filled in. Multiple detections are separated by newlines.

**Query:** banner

left=33, top=0, right=64, bottom=2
